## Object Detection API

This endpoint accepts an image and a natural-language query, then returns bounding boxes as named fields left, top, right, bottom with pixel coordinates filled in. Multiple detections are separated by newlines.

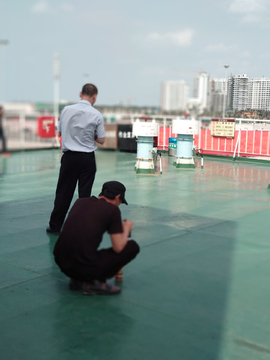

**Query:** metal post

left=238, top=119, right=242, bottom=157
left=19, top=113, right=25, bottom=149
left=0, top=39, right=9, bottom=103
left=53, top=53, right=60, bottom=147
left=260, top=128, right=263, bottom=155
left=233, top=131, right=240, bottom=159
left=159, top=155, right=162, bottom=174
left=163, top=117, right=166, bottom=151
left=223, top=64, right=229, bottom=119
left=198, top=118, right=202, bottom=153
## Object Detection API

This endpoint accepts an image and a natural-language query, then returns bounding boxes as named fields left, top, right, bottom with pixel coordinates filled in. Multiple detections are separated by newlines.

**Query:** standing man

left=53, top=181, right=140, bottom=295
left=47, top=84, right=105, bottom=236
left=0, top=106, right=10, bottom=157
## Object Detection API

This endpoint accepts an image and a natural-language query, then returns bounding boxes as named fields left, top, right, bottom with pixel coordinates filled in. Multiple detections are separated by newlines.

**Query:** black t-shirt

left=53, top=196, right=123, bottom=269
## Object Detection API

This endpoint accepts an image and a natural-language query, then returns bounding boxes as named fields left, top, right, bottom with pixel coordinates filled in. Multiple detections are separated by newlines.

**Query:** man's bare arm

left=96, top=137, right=105, bottom=144
left=95, top=133, right=105, bottom=144
left=110, top=219, right=133, bottom=253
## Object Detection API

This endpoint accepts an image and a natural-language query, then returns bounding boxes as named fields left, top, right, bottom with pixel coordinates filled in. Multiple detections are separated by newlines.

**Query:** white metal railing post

left=199, top=118, right=202, bottom=153
left=260, top=128, right=263, bottom=155
left=53, top=53, right=60, bottom=147
left=158, top=122, right=160, bottom=148
left=163, top=117, right=166, bottom=151
left=245, top=129, right=248, bottom=153
left=19, top=112, right=25, bottom=149
left=238, top=119, right=242, bottom=157
left=233, top=129, right=240, bottom=159
left=252, top=129, right=255, bottom=154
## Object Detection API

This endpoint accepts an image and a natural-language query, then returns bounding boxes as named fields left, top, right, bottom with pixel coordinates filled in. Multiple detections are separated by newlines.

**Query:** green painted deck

left=1, top=150, right=270, bottom=360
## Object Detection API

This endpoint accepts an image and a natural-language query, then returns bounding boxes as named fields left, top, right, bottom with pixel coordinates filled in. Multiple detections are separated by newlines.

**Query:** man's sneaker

left=46, top=226, right=61, bottom=236
left=82, top=280, right=121, bottom=296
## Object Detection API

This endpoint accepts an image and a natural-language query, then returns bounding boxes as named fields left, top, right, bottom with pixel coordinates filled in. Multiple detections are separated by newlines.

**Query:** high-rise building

left=209, top=74, right=270, bottom=114
left=193, top=72, right=209, bottom=113
left=227, top=74, right=249, bottom=111
left=212, top=78, right=227, bottom=93
left=160, top=81, right=189, bottom=112
left=247, top=78, right=270, bottom=111
left=210, top=78, right=227, bottom=114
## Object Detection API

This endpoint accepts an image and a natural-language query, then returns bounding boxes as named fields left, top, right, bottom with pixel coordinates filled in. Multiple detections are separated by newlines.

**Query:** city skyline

left=0, top=0, right=269, bottom=106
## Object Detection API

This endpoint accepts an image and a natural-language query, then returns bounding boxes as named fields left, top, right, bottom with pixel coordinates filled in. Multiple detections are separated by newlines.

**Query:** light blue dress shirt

left=58, top=100, right=105, bottom=152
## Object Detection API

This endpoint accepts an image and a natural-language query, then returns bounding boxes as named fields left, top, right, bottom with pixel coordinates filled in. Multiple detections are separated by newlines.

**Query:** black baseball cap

left=100, top=181, right=128, bottom=205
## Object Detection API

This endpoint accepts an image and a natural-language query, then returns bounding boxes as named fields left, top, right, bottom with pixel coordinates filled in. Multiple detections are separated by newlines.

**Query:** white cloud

left=30, top=2, right=74, bottom=14
left=30, top=2, right=50, bottom=13
left=229, top=0, right=265, bottom=13
left=61, top=3, right=74, bottom=12
left=229, top=0, right=266, bottom=22
left=204, top=43, right=238, bottom=53
left=146, top=29, right=195, bottom=47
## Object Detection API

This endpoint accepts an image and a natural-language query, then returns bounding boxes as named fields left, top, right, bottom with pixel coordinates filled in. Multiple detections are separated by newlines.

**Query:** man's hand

left=123, top=219, right=133, bottom=233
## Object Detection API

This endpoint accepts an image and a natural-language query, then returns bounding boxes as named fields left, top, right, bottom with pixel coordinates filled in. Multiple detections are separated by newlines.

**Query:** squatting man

left=53, top=181, right=140, bottom=295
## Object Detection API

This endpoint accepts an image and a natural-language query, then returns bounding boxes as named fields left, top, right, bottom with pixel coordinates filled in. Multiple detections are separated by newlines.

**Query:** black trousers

left=49, top=151, right=96, bottom=231
left=60, top=240, right=140, bottom=283
left=0, top=127, right=7, bottom=152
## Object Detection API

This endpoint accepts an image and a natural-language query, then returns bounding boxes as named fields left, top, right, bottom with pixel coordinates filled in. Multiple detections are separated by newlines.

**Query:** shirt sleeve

left=108, top=207, right=123, bottom=234
left=58, top=109, right=65, bottom=132
left=96, top=116, right=106, bottom=138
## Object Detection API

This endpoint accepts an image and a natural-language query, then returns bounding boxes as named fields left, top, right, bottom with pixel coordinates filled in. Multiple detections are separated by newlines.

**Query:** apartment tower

left=160, top=81, right=189, bottom=112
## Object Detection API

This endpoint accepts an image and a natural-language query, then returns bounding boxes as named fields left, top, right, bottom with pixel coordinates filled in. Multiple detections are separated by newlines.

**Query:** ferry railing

left=4, top=113, right=58, bottom=151
left=131, top=116, right=270, bottom=159
left=197, top=118, right=270, bottom=159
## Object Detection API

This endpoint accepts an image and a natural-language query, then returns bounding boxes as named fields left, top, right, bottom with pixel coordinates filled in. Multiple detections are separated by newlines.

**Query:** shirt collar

left=79, top=100, right=92, bottom=105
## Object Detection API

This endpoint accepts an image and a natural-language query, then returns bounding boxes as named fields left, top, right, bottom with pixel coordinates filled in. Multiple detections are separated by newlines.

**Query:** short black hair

left=81, top=83, right=98, bottom=97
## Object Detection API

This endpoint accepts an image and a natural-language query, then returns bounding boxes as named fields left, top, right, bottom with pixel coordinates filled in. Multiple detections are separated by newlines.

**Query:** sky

left=0, top=0, right=269, bottom=106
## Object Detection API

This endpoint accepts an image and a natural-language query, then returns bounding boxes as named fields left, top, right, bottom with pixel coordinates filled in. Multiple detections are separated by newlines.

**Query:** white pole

left=53, top=53, right=60, bottom=147
left=223, top=64, right=229, bottom=119
left=163, top=117, right=166, bottom=151
left=0, top=40, right=8, bottom=103
left=233, top=129, right=240, bottom=159
left=199, top=118, right=202, bottom=152
left=238, top=119, right=242, bottom=157
left=20, top=112, right=25, bottom=149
